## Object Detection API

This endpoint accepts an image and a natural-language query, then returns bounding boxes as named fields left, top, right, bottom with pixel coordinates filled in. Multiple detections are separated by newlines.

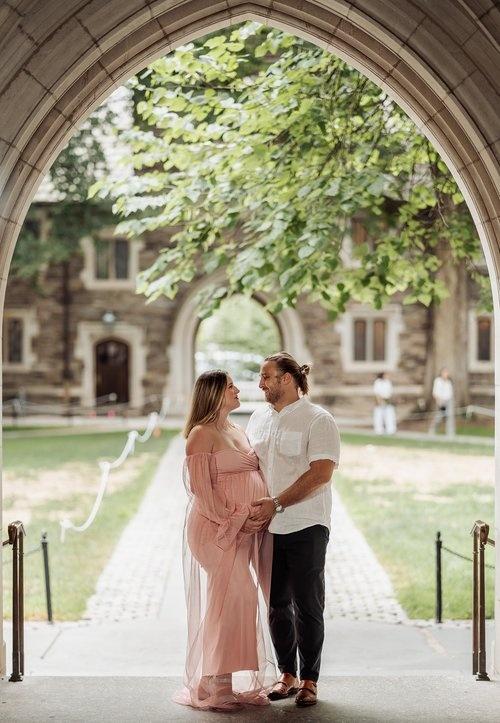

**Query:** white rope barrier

left=135, top=412, right=158, bottom=442
left=465, top=404, right=495, bottom=419
left=59, top=400, right=170, bottom=542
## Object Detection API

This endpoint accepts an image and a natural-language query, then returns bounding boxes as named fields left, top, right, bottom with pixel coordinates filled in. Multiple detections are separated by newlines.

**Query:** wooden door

left=95, top=339, right=129, bottom=404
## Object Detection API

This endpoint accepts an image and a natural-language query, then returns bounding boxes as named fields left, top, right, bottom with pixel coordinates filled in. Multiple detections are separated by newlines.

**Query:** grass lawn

left=342, top=431, right=493, bottom=456
left=456, top=421, right=494, bottom=438
left=2, top=428, right=176, bottom=620
left=336, top=436, right=495, bottom=619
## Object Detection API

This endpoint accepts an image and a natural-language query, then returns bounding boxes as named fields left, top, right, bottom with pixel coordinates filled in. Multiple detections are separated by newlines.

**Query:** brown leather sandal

left=295, top=679, right=317, bottom=707
left=268, top=674, right=299, bottom=700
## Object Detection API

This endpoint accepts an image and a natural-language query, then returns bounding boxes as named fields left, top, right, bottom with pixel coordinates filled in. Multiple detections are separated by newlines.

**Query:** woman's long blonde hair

left=184, top=370, right=228, bottom=438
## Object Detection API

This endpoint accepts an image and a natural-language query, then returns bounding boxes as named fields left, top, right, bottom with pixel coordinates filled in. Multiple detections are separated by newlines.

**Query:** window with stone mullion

left=95, top=239, right=129, bottom=280
left=353, top=317, right=386, bottom=362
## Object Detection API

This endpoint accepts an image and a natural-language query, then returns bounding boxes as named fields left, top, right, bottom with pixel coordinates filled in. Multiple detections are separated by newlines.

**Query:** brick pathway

left=84, top=435, right=186, bottom=621
left=326, top=490, right=407, bottom=623
left=85, top=435, right=406, bottom=624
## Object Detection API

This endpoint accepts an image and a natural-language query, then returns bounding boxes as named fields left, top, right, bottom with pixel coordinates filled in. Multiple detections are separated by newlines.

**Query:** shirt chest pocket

left=279, top=431, right=302, bottom=457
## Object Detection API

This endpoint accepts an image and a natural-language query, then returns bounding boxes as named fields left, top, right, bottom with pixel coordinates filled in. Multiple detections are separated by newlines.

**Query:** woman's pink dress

left=173, top=448, right=275, bottom=711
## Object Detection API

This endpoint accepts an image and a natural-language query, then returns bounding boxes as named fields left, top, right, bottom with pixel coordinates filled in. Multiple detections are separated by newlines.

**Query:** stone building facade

left=2, top=205, right=494, bottom=421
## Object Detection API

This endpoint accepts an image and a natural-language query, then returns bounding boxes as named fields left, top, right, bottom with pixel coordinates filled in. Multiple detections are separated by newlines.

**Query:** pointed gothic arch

left=0, top=0, right=499, bottom=674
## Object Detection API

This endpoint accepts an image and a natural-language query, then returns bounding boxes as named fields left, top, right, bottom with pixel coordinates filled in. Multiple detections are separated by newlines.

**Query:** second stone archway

left=164, top=275, right=312, bottom=415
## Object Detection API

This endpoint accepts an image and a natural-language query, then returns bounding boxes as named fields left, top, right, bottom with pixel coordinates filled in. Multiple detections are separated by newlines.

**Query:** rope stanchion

left=59, top=400, right=169, bottom=541
left=435, top=529, right=495, bottom=630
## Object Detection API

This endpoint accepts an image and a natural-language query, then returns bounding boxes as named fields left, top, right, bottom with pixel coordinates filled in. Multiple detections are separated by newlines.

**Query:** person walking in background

left=373, top=372, right=397, bottom=435
left=429, top=367, right=455, bottom=437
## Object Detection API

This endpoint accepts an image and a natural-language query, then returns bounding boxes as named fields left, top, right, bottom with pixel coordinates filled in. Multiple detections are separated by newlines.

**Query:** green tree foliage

left=90, top=22, right=488, bottom=316
left=11, top=105, right=116, bottom=282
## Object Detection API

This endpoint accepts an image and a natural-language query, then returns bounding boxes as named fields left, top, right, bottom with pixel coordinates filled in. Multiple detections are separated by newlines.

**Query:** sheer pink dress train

left=173, top=449, right=275, bottom=711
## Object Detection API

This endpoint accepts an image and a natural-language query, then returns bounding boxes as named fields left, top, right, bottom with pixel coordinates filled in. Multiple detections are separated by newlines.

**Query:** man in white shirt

left=373, top=372, right=397, bottom=435
left=246, top=352, right=340, bottom=708
left=429, top=367, right=455, bottom=437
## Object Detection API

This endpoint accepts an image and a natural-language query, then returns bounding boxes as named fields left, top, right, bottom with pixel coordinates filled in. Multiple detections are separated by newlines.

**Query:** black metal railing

left=2, top=521, right=25, bottom=681
left=434, top=529, right=495, bottom=626
left=435, top=524, right=496, bottom=679
left=3, top=530, right=53, bottom=624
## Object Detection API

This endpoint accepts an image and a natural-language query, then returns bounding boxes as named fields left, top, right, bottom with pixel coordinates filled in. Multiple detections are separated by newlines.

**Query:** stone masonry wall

left=2, top=222, right=494, bottom=417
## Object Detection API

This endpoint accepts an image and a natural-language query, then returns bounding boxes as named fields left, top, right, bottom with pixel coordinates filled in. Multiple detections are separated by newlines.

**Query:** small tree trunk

left=425, top=240, right=469, bottom=408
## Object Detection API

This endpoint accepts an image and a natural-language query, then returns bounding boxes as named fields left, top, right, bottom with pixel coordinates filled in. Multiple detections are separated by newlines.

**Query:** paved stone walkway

left=84, top=434, right=406, bottom=624
left=326, top=491, right=407, bottom=623
left=84, top=434, right=186, bottom=621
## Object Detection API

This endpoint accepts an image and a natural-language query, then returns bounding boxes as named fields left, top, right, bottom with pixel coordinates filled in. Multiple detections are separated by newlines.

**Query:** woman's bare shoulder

left=186, top=425, right=216, bottom=455
left=231, top=422, right=249, bottom=441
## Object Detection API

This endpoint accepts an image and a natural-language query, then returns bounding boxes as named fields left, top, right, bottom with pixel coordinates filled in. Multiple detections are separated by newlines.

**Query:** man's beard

left=265, top=387, right=283, bottom=404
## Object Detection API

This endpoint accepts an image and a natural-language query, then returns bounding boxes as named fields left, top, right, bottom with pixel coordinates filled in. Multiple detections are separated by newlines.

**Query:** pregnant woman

left=173, top=370, right=275, bottom=712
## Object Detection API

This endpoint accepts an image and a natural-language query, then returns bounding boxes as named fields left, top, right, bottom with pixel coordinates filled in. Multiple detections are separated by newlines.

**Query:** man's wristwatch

left=272, top=496, right=284, bottom=513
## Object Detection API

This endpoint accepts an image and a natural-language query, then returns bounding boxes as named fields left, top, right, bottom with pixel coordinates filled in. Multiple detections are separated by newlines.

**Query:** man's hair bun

left=300, top=364, right=311, bottom=376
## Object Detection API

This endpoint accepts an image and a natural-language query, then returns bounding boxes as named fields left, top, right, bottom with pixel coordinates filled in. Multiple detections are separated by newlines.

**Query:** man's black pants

left=269, top=524, right=329, bottom=682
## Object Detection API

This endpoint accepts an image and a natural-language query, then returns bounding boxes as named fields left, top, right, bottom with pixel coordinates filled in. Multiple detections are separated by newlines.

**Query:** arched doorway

left=95, top=338, right=129, bottom=405
left=0, top=0, right=498, bottom=675
left=194, top=295, right=281, bottom=412
left=165, top=275, right=312, bottom=414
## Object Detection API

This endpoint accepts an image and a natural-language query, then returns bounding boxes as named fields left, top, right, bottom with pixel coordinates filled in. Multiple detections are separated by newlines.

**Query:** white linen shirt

left=246, top=397, right=340, bottom=534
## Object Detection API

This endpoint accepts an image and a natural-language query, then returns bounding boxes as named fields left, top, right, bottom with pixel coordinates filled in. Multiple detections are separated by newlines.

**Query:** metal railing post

left=476, top=523, right=490, bottom=681
left=472, top=525, right=479, bottom=676
left=41, top=531, right=53, bottom=623
left=435, top=531, right=442, bottom=624
left=470, top=520, right=495, bottom=681
left=8, top=521, right=25, bottom=682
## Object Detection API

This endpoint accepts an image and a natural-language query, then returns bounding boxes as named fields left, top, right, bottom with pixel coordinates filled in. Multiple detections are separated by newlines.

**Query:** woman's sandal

left=295, top=680, right=317, bottom=707
left=268, top=675, right=299, bottom=701
left=198, top=675, right=243, bottom=711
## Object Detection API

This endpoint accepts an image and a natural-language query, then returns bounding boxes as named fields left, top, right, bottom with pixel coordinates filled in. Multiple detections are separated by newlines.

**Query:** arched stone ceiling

left=0, top=0, right=498, bottom=289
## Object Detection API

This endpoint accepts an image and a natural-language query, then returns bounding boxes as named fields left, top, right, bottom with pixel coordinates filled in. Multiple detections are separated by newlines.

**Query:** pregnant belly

left=217, top=470, right=267, bottom=504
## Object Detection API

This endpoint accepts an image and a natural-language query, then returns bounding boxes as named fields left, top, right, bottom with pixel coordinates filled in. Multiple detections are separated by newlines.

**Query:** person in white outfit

left=373, top=372, right=396, bottom=435
left=429, top=367, right=455, bottom=437
left=246, top=352, right=340, bottom=708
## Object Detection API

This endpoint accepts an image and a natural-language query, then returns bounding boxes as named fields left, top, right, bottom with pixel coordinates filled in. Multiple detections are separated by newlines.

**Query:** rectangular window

left=4, top=318, right=24, bottom=363
left=24, top=217, right=41, bottom=238
left=353, top=319, right=367, bottom=361
left=94, top=239, right=130, bottom=280
left=95, top=242, right=110, bottom=279
left=477, top=317, right=492, bottom=361
left=352, top=317, right=386, bottom=362
left=114, top=239, right=129, bottom=279
left=373, top=319, right=386, bottom=361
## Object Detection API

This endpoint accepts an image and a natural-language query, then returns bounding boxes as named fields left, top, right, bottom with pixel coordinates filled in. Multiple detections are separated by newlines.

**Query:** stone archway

left=0, top=1, right=499, bottom=675
left=165, top=275, right=312, bottom=414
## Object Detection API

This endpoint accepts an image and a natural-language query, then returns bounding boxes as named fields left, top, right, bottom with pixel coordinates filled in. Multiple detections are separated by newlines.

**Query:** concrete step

left=1, top=674, right=500, bottom=722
